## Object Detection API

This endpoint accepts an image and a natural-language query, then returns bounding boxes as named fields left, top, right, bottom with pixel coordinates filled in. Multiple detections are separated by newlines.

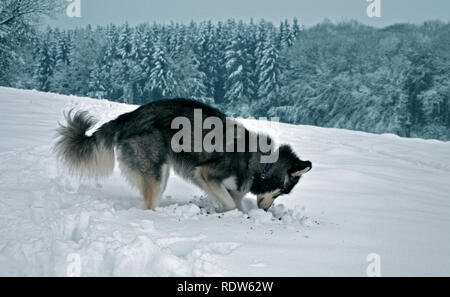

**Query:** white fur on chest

left=222, top=176, right=238, bottom=191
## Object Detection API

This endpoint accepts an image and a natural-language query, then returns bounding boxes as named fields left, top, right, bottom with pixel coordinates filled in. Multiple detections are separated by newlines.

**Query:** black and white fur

left=55, top=99, right=312, bottom=212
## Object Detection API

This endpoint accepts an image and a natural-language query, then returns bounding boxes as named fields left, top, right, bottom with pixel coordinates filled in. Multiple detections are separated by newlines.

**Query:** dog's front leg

left=195, top=167, right=237, bottom=212
left=204, top=181, right=237, bottom=213
left=229, top=190, right=246, bottom=213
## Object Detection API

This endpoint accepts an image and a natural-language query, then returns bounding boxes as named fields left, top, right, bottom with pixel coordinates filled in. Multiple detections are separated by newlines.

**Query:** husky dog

left=55, top=99, right=311, bottom=212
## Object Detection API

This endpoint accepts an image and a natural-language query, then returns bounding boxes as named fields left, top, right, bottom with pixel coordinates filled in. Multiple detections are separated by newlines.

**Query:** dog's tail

left=54, top=110, right=117, bottom=179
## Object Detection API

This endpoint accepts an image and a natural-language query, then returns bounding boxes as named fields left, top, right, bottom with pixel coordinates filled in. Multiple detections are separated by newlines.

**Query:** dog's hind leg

left=143, top=163, right=170, bottom=209
left=195, top=166, right=237, bottom=212
left=140, top=175, right=161, bottom=210
left=116, top=135, right=168, bottom=211
left=137, top=164, right=171, bottom=210
left=118, top=162, right=164, bottom=210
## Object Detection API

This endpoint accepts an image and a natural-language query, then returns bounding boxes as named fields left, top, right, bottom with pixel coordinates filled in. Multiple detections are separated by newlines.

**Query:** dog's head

left=251, top=145, right=312, bottom=211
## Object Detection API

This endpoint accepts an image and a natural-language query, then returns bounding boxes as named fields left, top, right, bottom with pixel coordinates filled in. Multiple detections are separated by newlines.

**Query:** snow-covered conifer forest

left=2, top=12, right=450, bottom=140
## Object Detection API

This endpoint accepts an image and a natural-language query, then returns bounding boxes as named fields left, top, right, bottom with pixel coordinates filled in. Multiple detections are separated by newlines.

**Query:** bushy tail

left=54, top=110, right=115, bottom=179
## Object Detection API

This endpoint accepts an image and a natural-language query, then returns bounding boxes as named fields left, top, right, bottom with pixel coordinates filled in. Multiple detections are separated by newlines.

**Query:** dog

left=55, top=99, right=312, bottom=212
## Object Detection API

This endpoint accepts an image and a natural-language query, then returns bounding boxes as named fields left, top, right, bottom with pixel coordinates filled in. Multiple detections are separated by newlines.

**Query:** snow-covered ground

left=0, top=87, right=449, bottom=276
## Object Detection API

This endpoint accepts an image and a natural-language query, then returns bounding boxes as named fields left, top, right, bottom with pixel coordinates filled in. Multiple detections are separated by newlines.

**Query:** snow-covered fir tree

left=33, top=29, right=55, bottom=92
left=224, top=33, right=247, bottom=106
left=148, top=42, right=178, bottom=99
left=258, top=33, right=281, bottom=101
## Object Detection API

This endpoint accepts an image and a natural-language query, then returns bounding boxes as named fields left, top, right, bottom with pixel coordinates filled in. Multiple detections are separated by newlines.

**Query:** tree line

left=1, top=16, right=449, bottom=140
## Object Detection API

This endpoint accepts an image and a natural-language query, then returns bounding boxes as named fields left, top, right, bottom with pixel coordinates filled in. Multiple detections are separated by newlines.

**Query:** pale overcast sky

left=46, top=0, right=450, bottom=28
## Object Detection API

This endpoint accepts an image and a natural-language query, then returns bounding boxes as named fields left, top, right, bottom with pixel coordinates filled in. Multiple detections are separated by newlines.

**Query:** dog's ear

left=289, top=160, right=312, bottom=177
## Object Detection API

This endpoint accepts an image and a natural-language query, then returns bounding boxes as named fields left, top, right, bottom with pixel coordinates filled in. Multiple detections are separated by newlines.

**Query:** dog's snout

left=304, top=160, right=312, bottom=169
left=257, top=194, right=276, bottom=211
